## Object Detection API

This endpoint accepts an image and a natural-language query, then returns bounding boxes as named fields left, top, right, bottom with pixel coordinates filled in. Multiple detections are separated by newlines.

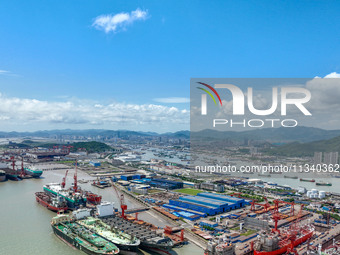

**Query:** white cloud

left=92, top=8, right=148, bottom=33
left=0, top=93, right=189, bottom=131
left=0, top=70, right=10, bottom=75
left=154, top=97, right=190, bottom=103
left=324, top=72, right=340, bottom=78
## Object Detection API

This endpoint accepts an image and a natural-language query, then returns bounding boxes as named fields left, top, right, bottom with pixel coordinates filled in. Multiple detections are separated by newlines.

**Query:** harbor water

left=0, top=170, right=202, bottom=255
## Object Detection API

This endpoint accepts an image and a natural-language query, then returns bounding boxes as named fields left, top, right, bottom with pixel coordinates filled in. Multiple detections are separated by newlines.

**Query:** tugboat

left=51, top=214, right=119, bottom=255
left=35, top=192, right=68, bottom=212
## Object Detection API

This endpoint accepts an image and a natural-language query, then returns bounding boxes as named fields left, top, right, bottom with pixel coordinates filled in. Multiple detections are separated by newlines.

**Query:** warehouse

left=179, top=195, right=233, bottom=213
left=166, top=192, right=245, bottom=216
left=162, top=204, right=207, bottom=217
left=197, top=192, right=245, bottom=209
left=169, top=199, right=218, bottom=215
left=149, top=178, right=183, bottom=190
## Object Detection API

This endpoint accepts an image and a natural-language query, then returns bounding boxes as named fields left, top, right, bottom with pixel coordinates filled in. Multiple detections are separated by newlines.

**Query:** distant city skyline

left=1, top=1, right=340, bottom=132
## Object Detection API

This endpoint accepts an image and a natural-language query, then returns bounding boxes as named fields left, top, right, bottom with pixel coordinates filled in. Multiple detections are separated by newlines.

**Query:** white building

left=96, top=201, right=115, bottom=217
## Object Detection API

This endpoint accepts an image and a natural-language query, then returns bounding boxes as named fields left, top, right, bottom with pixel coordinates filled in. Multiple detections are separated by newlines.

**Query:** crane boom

left=61, top=170, right=68, bottom=188
left=73, top=160, right=78, bottom=192
left=110, top=180, right=127, bottom=219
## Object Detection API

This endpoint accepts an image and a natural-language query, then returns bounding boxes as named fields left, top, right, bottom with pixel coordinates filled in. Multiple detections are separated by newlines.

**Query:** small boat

left=300, top=178, right=315, bottom=182
left=284, top=175, right=298, bottom=179
left=259, top=174, right=271, bottom=177
left=316, top=182, right=332, bottom=186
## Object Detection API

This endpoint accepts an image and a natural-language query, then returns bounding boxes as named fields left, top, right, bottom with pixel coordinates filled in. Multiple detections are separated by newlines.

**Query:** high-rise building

left=314, top=152, right=322, bottom=164
left=324, top=152, right=339, bottom=165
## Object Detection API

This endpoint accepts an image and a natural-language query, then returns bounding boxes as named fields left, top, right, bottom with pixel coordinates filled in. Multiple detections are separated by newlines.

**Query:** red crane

left=10, top=156, right=16, bottom=172
left=110, top=180, right=127, bottom=219
left=61, top=170, right=69, bottom=188
left=73, top=160, right=78, bottom=192
left=62, top=145, right=73, bottom=154
left=272, top=213, right=281, bottom=234
left=251, top=197, right=271, bottom=212
left=273, top=199, right=295, bottom=216
left=19, top=157, right=26, bottom=177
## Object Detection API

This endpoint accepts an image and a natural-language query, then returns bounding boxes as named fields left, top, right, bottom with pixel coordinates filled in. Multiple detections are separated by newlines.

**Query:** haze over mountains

left=1, top=127, right=340, bottom=143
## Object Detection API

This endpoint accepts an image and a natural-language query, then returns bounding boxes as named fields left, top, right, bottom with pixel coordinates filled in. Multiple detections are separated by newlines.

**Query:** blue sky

left=0, top=0, right=340, bottom=132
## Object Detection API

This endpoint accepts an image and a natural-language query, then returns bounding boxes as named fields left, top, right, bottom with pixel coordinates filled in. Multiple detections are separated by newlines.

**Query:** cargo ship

left=35, top=192, right=68, bottom=212
left=44, top=183, right=87, bottom=210
left=103, top=215, right=174, bottom=255
left=259, top=174, right=271, bottom=177
left=3, top=168, right=20, bottom=181
left=284, top=175, right=298, bottom=179
left=51, top=214, right=119, bottom=255
left=0, top=170, right=6, bottom=182
left=316, top=181, right=332, bottom=186
left=24, top=166, right=43, bottom=178
left=300, top=178, right=315, bottom=182
left=77, top=217, right=140, bottom=252
left=253, top=224, right=314, bottom=255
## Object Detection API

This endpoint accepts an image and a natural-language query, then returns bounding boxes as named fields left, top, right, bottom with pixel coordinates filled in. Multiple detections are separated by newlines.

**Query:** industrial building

left=197, top=192, right=245, bottom=208
left=198, top=182, right=225, bottom=192
left=26, top=151, right=68, bottom=160
left=89, top=161, right=101, bottom=167
left=149, top=178, right=183, bottom=190
left=167, top=193, right=245, bottom=216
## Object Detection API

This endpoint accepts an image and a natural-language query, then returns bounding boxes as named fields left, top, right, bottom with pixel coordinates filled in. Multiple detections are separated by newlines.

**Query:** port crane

left=73, top=160, right=78, bottom=192
left=19, top=157, right=27, bottom=178
left=110, top=180, right=127, bottom=219
left=250, top=197, right=271, bottom=212
left=62, top=145, right=73, bottom=154
left=273, top=199, right=295, bottom=217
left=2, top=156, right=27, bottom=178
left=61, top=170, right=69, bottom=188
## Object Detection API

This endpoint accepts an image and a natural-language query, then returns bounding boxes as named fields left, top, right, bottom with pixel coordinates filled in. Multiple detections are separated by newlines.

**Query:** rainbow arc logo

left=196, top=82, right=222, bottom=106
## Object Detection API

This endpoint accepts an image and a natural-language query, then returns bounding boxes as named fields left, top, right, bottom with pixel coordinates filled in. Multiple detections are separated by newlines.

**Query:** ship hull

left=316, top=183, right=332, bottom=186
left=0, top=175, right=6, bottom=182
left=253, top=230, right=314, bottom=255
left=35, top=192, right=68, bottom=212
left=140, top=245, right=172, bottom=255
left=115, top=243, right=139, bottom=252
left=7, top=174, right=20, bottom=181
left=85, top=192, right=102, bottom=205
left=52, top=225, right=112, bottom=255
left=300, top=178, right=315, bottom=182
left=25, top=169, right=43, bottom=178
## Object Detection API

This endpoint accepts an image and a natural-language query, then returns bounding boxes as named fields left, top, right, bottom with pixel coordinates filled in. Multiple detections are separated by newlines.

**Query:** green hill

left=264, top=135, right=340, bottom=157
left=69, top=141, right=112, bottom=153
